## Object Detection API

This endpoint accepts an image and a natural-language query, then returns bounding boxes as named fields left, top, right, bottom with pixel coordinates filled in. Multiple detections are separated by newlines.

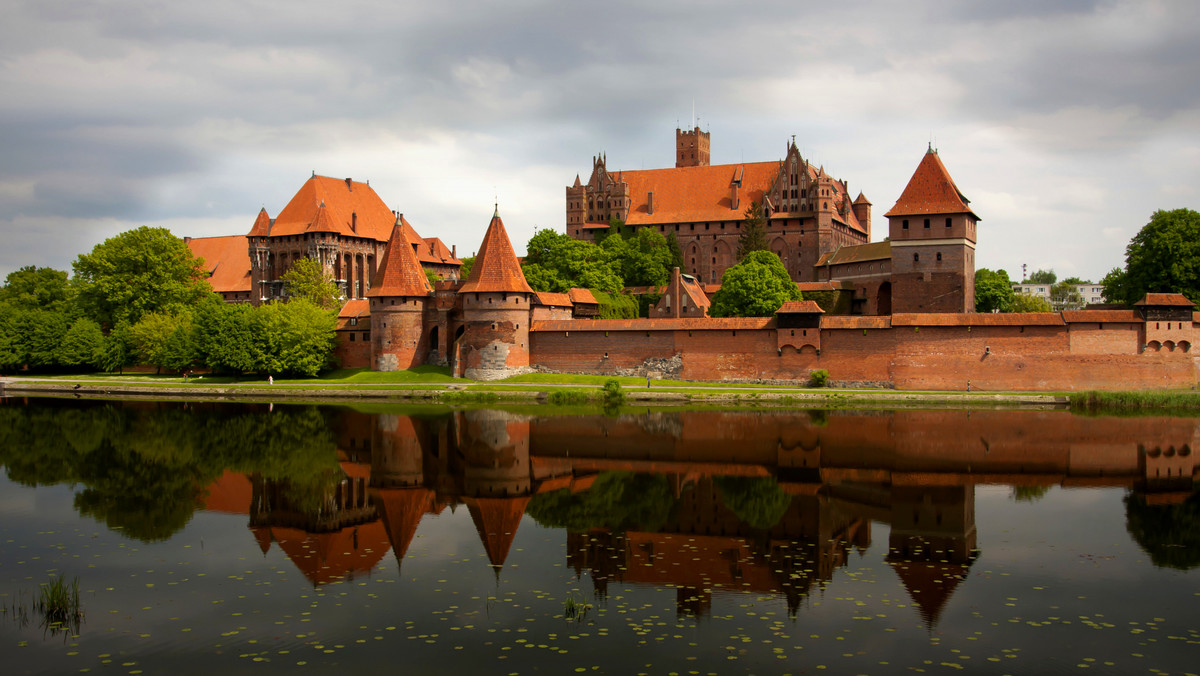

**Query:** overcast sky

left=2, top=0, right=1196, bottom=284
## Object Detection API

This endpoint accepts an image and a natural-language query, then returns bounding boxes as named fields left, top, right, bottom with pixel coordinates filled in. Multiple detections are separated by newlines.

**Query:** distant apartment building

left=1012, top=282, right=1105, bottom=310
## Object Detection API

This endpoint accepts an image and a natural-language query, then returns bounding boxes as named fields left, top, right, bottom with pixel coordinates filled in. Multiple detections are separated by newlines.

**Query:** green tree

left=606, top=228, right=675, bottom=288
left=1102, top=208, right=1200, bottom=306
left=665, top=231, right=685, bottom=272
left=1061, top=276, right=1089, bottom=285
left=58, top=318, right=106, bottom=370
left=1026, top=269, right=1057, bottom=284
left=458, top=256, right=475, bottom=279
left=282, top=257, right=342, bottom=310
left=25, top=309, right=72, bottom=370
left=521, top=228, right=623, bottom=294
left=1, top=266, right=73, bottom=312
left=73, top=226, right=213, bottom=327
left=1049, top=281, right=1084, bottom=311
left=0, top=306, right=21, bottom=372
left=1009, top=293, right=1054, bottom=313
left=709, top=250, right=802, bottom=317
left=736, top=201, right=769, bottom=261
left=975, top=268, right=1016, bottom=313
left=256, top=299, right=337, bottom=377
left=97, top=322, right=136, bottom=374
left=194, top=301, right=260, bottom=374
left=131, top=312, right=195, bottom=374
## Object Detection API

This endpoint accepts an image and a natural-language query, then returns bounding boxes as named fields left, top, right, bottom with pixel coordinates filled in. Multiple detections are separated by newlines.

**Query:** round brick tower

left=366, top=217, right=435, bottom=371
left=455, top=207, right=535, bottom=380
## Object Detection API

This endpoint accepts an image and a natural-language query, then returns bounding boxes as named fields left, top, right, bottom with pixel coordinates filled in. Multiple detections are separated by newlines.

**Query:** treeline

left=0, top=226, right=337, bottom=376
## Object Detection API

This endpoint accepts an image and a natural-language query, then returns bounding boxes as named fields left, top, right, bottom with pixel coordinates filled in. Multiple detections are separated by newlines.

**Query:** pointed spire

left=367, top=217, right=434, bottom=297
left=458, top=209, right=534, bottom=294
left=306, top=201, right=336, bottom=233
left=375, top=488, right=435, bottom=573
left=465, top=496, right=531, bottom=574
left=884, top=148, right=978, bottom=219
left=248, top=207, right=271, bottom=237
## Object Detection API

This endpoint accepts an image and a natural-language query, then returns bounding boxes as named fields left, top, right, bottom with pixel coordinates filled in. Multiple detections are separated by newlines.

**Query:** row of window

left=902, top=218, right=954, bottom=230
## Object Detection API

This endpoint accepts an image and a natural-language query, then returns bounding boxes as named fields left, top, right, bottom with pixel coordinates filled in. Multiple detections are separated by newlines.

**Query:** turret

left=366, top=217, right=434, bottom=371
left=676, top=126, right=711, bottom=167
left=455, top=207, right=535, bottom=380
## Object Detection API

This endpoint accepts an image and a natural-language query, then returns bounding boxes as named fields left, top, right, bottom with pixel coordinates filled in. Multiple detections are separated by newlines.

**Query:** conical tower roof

left=884, top=148, right=978, bottom=218
left=458, top=208, right=533, bottom=294
left=367, top=218, right=434, bottom=298
left=306, top=201, right=338, bottom=233
left=248, top=207, right=271, bottom=237
left=465, top=495, right=531, bottom=573
left=374, top=487, right=434, bottom=572
left=888, top=559, right=972, bottom=629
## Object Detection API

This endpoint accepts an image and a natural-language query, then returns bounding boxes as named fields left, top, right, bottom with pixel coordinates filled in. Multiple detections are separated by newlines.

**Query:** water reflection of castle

left=202, top=409, right=1199, bottom=626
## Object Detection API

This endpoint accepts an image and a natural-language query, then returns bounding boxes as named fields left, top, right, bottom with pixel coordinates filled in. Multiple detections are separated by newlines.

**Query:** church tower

left=367, top=217, right=434, bottom=371
left=676, top=126, right=711, bottom=167
left=885, top=147, right=979, bottom=313
left=455, top=207, right=535, bottom=380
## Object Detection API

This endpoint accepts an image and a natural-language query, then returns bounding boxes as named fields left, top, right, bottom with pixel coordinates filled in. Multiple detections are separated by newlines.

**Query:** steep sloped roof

left=268, top=175, right=398, bottom=241
left=567, top=288, right=599, bottom=305
left=374, top=487, right=435, bottom=571
left=186, top=235, right=251, bottom=294
left=367, top=220, right=434, bottom=298
left=884, top=149, right=979, bottom=219
left=248, top=208, right=271, bottom=237
left=458, top=209, right=534, bottom=294
left=815, top=241, right=893, bottom=267
left=465, top=496, right=531, bottom=572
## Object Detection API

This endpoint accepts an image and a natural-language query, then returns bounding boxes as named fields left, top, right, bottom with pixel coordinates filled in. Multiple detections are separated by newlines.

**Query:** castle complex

left=186, top=127, right=1198, bottom=391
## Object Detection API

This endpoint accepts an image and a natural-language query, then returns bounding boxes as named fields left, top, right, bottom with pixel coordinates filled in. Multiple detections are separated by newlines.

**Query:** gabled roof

left=458, top=209, right=534, bottom=294
left=367, top=219, right=434, bottom=298
left=335, top=299, right=370, bottom=330
left=420, top=236, right=462, bottom=266
left=266, top=175, right=398, bottom=241
left=776, top=300, right=824, bottom=314
left=680, top=275, right=711, bottom=315
left=567, top=288, right=599, bottom=305
left=815, top=241, right=892, bottom=267
left=248, top=208, right=271, bottom=237
left=186, top=235, right=251, bottom=294
left=884, top=149, right=979, bottom=219
left=533, top=292, right=573, bottom=307
left=1135, top=293, right=1194, bottom=307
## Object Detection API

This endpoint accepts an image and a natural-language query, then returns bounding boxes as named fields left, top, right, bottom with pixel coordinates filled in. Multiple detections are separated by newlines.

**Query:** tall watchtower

left=676, top=126, right=710, bottom=168
left=885, top=147, right=979, bottom=313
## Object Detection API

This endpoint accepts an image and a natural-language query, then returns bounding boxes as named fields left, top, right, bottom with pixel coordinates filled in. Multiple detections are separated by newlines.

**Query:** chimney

left=452, top=244, right=457, bottom=258
left=672, top=267, right=682, bottom=319
left=351, top=212, right=357, bottom=232
left=183, top=236, right=191, bottom=244
left=648, top=191, right=654, bottom=215
left=730, top=183, right=739, bottom=211
left=345, top=178, right=353, bottom=191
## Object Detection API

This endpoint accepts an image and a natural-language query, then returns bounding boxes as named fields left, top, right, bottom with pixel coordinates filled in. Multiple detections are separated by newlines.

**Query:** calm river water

left=1, top=397, right=1198, bottom=675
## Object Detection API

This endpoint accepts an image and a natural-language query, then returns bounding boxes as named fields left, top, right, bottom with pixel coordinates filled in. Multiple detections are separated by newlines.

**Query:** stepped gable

left=375, top=487, right=435, bottom=571
left=465, top=496, right=532, bottom=573
left=269, top=175, right=397, bottom=241
left=367, top=219, right=434, bottom=298
left=885, top=148, right=979, bottom=219
left=457, top=208, right=534, bottom=294
left=248, top=207, right=271, bottom=237
left=186, top=236, right=252, bottom=296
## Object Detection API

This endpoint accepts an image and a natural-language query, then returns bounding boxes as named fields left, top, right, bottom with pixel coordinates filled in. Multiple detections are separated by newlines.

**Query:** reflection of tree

left=1125, top=492, right=1200, bottom=570
left=526, top=472, right=676, bottom=532
left=1010, top=485, right=1051, bottom=502
left=714, top=476, right=792, bottom=530
left=0, top=400, right=341, bottom=543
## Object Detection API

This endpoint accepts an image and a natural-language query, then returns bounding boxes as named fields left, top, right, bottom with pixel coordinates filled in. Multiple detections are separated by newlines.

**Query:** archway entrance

left=876, top=282, right=892, bottom=316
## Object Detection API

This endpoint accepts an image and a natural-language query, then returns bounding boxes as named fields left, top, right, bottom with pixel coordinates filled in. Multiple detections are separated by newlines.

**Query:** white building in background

left=1011, top=283, right=1106, bottom=310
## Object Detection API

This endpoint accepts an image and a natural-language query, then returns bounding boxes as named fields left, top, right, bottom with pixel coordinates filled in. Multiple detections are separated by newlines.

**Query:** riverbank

left=0, top=374, right=1067, bottom=408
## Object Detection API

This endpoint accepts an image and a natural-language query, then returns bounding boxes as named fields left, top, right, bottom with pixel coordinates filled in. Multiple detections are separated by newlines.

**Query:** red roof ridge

left=458, top=208, right=534, bottom=294
left=248, top=208, right=271, bottom=237
left=884, top=149, right=978, bottom=219
left=367, top=218, right=434, bottom=297
left=1134, top=293, right=1194, bottom=306
left=777, top=300, right=824, bottom=314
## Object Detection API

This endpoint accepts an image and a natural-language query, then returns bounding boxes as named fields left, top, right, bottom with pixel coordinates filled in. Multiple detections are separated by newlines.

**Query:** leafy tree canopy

left=975, top=268, right=1015, bottom=313
left=1026, top=269, right=1057, bottom=284
left=1, top=266, right=73, bottom=312
left=1049, top=280, right=1085, bottom=311
left=1061, top=276, right=1089, bottom=285
left=736, top=201, right=769, bottom=261
left=522, top=228, right=623, bottom=294
left=282, top=257, right=342, bottom=310
left=1010, top=292, right=1053, bottom=313
left=73, top=226, right=213, bottom=327
left=458, top=256, right=475, bottom=279
left=709, top=250, right=802, bottom=317
left=1102, top=208, right=1200, bottom=306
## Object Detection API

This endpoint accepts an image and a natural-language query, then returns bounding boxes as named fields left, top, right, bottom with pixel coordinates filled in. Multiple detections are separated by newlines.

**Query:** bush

left=809, top=369, right=829, bottom=388
left=602, top=378, right=625, bottom=408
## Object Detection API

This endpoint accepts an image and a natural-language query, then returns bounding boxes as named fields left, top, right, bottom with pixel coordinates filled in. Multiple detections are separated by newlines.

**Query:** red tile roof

left=815, top=241, right=892, bottom=267
left=777, top=300, right=824, bottom=314
left=1061, top=310, right=1142, bottom=323
left=797, top=281, right=852, bottom=292
left=421, top=236, right=462, bottom=266
left=367, top=220, right=434, bottom=298
left=605, top=161, right=867, bottom=235
left=1135, top=293, right=1194, bottom=307
left=264, top=175, right=398, bottom=241
left=336, top=299, right=370, bottom=330
left=458, top=209, right=534, bottom=294
left=821, top=316, right=892, bottom=330
left=891, top=313, right=1065, bottom=326
left=567, top=288, right=599, bottom=305
left=186, top=235, right=251, bottom=294
left=532, top=317, right=775, bottom=332
left=884, top=149, right=979, bottom=219
left=533, top=292, right=573, bottom=307
left=248, top=208, right=271, bottom=237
